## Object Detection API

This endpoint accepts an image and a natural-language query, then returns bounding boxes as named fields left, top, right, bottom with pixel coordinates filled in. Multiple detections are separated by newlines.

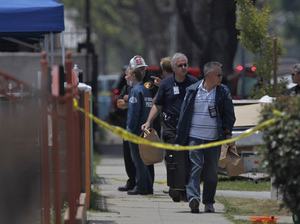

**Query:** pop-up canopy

left=0, top=0, right=64, bottom=38
left=0, top=0, right=65, bottom=64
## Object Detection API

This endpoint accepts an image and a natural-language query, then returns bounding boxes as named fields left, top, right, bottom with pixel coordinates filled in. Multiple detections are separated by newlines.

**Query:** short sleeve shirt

left=155, top=74, right=198, bottom=117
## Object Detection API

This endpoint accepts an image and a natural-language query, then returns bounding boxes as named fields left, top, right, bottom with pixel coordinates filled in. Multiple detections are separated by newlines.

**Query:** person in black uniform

left=117, top=55, right=159, bottom=191
left=141, top=53, right=198, bottom=202
left=117, top=67, right=136, bottom=191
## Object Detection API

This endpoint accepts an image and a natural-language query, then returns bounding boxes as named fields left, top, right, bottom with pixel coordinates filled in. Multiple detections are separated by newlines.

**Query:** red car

left=107, top=65, right=201, bottom=126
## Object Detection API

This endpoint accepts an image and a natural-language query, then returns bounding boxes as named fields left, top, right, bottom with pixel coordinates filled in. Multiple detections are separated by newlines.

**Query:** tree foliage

left=258, top=96, right=300, bottom=216
left=61, top=0, right=239, bottom=77
left=61, top=0, right=176, bottom=74
left=277, top=0, right=300, bottom=45
left=236, top=0, right=285, bottom=83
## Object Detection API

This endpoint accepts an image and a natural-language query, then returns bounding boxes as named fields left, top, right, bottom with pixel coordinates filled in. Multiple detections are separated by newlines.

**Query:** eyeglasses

left=177, top=63, right=188, bottom=68
left=215, top=73, right=223, bottom=77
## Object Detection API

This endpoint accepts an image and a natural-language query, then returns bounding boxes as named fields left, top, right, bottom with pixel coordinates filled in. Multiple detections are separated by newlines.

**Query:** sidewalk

left=87, top=135, right=293, bottom=224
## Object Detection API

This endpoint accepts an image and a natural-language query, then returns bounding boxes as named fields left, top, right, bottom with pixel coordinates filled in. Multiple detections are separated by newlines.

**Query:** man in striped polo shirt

left=175, top=61, right=236, bottom=214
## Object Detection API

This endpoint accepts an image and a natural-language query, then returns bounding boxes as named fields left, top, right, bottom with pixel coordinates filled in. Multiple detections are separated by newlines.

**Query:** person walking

left=126, top=67, right=154, bottom=195
left=175, top=61, right=236, bottom=213
left=141, top=53, right=198, bottom=202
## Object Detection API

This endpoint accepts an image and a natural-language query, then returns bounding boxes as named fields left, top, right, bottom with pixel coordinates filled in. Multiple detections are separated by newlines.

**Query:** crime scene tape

left=73, top=98, right=284, bottom=151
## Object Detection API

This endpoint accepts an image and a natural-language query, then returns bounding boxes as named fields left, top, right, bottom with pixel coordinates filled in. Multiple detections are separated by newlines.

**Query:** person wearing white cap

left=117, top=55, right=159, bottom=192
left=126, top=68, right=154, bottom=195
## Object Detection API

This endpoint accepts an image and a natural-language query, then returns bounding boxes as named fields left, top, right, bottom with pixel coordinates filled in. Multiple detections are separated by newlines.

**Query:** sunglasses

left=215, top=73, right=223, bottom=77
left=177, top=63, right=188, bottom=68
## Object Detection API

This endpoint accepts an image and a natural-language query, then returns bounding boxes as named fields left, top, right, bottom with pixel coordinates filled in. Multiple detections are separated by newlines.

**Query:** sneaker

left=189, top=197, right=200, bottom=213
left=163, top=187, right=169, bottom=194
left=204, top=204, right=215, bottom=213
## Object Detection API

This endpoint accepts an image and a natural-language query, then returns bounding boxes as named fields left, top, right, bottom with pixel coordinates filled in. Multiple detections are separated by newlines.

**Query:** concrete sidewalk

left=87, top=138, right=292, bottom=224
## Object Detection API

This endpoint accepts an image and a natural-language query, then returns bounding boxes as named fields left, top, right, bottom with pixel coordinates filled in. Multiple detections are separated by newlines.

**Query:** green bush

left=257, top=96, right=300, bottom=216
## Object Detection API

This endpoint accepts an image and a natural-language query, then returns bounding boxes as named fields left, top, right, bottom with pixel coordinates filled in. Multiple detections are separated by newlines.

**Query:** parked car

left=97, top=74, right=119, bottom=121
left=233, top=57, right=299, bottom=98
left=107, top=65, right=201, bottom=127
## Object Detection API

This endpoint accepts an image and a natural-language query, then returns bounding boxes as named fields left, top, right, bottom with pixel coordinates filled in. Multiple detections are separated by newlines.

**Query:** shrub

left=257, top=95, right=300, bottom=216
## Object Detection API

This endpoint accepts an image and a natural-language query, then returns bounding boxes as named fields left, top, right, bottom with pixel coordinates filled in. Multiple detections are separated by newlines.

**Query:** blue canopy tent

left=0, top=0, right=65, bottom=64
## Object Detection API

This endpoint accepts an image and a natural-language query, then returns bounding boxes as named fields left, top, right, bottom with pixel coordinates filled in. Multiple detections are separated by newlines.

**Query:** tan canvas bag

left=138, top=128, right=163, bottom=165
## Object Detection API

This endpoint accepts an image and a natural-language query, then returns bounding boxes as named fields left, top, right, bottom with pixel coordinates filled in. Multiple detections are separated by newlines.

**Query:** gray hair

left=292, top=64, right=300, bottom=74
left=171, top=53, right=188, bottom=67
left=204, top=61, right=222, bottom=75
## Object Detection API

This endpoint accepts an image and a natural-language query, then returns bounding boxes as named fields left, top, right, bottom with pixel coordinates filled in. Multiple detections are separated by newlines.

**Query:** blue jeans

left=129, top=142, right=153, bottom=193
left=186, top=137, right=221, bottom=204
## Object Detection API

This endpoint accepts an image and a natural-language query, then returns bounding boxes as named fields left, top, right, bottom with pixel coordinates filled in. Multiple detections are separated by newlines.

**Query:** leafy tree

left=61, top=0, right=244, bottom=80
left=176, top=0, right=239, bottom=76
left=236, top=0, right=285, bottom=82
left=61, top=0, right=177, bottom=74
left=258, top=96, right=300, bottom=220
left=236, top=0, right=286, bottom=98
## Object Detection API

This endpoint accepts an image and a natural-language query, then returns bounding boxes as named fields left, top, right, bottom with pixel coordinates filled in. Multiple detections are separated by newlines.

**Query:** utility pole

left=85, top=0, right=90, bottom=82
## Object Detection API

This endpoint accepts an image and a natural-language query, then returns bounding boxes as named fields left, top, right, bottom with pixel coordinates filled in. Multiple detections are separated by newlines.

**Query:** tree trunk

left=176, top=0, right=239, bottom=77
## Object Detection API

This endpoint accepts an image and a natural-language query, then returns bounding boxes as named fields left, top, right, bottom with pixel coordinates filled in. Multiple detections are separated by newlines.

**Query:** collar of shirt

left=198, top=79, right=217, bottom=93
left=198, top=80, right=205, bottom=90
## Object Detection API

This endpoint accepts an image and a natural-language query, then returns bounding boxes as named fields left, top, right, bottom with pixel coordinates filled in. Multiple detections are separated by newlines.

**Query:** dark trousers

left=162, top=118, right=189, bottom=188
left=123, top=140, right=154, bottom=187
left=123, top=140, right=136, bottom=188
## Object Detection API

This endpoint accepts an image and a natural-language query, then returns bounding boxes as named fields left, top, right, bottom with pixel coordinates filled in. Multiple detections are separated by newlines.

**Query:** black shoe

left=189, top=197, right=200, bottom=213
left=169, top=188, right=181, bottom=202
left=118, top=185, right=134, bottom=192
left=180, top=191, right=188, bottom=202
left=127, top=189, right=147, bottom=195
left=147, top=190, right=153, bottom=195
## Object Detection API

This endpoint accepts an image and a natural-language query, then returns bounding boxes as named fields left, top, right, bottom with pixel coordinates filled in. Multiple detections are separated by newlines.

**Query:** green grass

left=217, top=175, right=270, bottom=191
left=215, top=176, right=292, bottom=224
left=216, top=196, right=292, bottom=224
left=50, top=202, right=68, bottom=224
left=92, top=151, right=101, bottom=179
left=89, top=185, right=109, bottom=212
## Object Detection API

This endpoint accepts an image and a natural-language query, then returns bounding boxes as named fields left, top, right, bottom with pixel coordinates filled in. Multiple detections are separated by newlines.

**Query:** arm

left=141, top=104, right=162, bottom=130
left=222, top=88, right=236, bottom=146
left=117, top=85, right=130, bottom=109
left=151, top=76, right=162, bottom=87
left=117, top=94, right=129, bottom=109
left=127, top=91, right=141, bottom=134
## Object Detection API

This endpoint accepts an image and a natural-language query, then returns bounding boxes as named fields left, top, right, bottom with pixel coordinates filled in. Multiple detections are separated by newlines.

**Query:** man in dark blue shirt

left=142, top=53, right=198, bottom=202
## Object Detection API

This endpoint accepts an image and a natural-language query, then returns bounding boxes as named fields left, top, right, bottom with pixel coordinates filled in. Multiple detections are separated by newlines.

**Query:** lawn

left=216, top=175, right=292, bottom=224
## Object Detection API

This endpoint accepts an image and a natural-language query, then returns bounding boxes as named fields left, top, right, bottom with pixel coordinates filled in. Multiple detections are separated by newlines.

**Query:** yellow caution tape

left=73, top=98, right=283, bottom=151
